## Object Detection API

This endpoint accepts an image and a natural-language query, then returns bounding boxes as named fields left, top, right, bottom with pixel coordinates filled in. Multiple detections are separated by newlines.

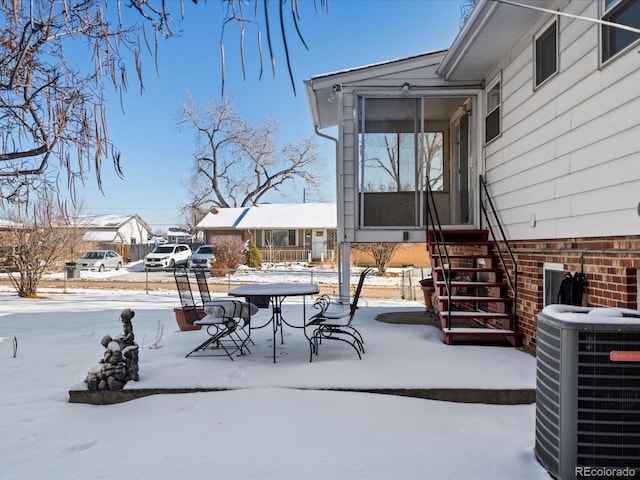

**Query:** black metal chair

left=186, top=299, right=251, bottom=359
left=192, top=267, right=255, bottom=353
left=173, top=266, right=206, bottom=331
left=307, top=267, right=372, bottom=361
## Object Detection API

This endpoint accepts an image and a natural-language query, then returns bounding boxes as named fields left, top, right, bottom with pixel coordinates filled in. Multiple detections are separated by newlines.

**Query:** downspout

left=313, top=126, right=347, bottom=300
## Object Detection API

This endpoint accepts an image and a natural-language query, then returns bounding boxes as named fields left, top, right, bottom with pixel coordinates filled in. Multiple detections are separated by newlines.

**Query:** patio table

left=228, top=283, right=319, bottom=363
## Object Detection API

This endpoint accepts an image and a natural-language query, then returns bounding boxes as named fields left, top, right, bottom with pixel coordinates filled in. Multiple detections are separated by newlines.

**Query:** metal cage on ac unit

left=535, top=305, right=640, bottom=480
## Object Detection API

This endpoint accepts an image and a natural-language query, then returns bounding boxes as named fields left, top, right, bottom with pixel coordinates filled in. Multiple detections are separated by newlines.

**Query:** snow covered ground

left=0, top=275, right=551, bottom=479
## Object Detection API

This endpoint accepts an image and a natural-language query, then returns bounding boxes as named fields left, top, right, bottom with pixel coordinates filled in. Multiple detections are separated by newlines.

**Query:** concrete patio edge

left=69, top=386, right=535, bottom=406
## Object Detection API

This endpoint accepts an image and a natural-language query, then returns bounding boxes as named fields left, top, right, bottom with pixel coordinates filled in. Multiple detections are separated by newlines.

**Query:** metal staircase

left=425, top=176, right=522, bottom=346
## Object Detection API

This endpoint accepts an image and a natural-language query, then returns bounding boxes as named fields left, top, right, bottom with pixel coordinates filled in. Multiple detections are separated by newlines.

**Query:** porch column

left=339, top=241, right=350, bottom=302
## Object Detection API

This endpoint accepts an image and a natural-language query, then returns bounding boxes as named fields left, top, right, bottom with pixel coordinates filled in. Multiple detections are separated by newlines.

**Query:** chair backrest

left=348, top=267, right=372, bottom=319
left=193, top=267, right=212, bottom=303
left=174, top=267, right=198, bottom=309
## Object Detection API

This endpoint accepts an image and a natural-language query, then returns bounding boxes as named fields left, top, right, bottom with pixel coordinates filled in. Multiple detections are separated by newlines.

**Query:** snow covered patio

left=1, top=287, right=551, bottom=480
left=58, top=292, right=537, bottom=405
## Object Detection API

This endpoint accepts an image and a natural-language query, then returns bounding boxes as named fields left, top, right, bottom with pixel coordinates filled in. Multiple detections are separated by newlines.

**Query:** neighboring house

left=305, top=0, right=640, bottom=349
left=198, top=203, right=338, bottom=263
left=72, top=214, right=152, bottom=245
left=166, top=228, right=195, bottom=244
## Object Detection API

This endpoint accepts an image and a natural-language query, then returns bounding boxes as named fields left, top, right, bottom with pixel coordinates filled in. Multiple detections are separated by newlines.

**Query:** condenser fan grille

left=577, top=331, right=640, bottom=470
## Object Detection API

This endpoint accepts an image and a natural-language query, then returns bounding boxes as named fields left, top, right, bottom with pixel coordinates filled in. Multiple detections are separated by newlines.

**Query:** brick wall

left=496, top=235, right=640, bottom=351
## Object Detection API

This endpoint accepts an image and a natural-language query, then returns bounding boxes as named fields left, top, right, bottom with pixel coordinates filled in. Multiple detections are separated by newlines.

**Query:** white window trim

left=599, top=0, right=640, bottom=66
left=484, top=73, right=502, bottom=145
left=543, top=262, right=564, bottom=307
left=533, top=17, right=559, bottom=89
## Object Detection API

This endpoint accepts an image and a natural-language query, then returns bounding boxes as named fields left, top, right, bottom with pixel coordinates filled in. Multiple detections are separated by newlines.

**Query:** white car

left=76, top=250, right=124, bottom=272
left=188, top=245, right=215, bottom=270
left=144, top=244, right=192, bottom=270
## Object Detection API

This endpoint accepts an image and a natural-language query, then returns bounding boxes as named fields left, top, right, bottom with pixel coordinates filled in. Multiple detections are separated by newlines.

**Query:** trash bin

left=65, top=262, right=81, bottom=279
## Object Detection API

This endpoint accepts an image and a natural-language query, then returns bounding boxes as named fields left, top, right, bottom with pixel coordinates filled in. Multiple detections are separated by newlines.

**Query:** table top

left=228, top=283, right=319, bottom=297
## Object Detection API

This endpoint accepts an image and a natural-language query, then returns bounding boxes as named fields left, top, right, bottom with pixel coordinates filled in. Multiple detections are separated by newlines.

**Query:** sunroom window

left=601, top=0, right=640, bottom=63
left=357, top=97, right=445, bottom=228
left=535, top=19, right=558, bottom=87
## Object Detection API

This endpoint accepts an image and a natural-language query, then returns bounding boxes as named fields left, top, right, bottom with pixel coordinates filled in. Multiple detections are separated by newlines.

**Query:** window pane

left=602, top=0, right=640, bottom=62
left=485, top=108, right=500, bottom=143
left=420, top=132, right=444, bottom=191
left=288, top=230, right=296, bottom=246
left=486, top=82, right=500, bottom=113
left=536, top=21, right=557, bottom=86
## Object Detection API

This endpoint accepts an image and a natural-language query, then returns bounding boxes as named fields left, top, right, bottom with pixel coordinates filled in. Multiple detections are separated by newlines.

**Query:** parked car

left=188, top=245, right=215, bottom=270
left=144, top=244, right=192, bottom=270
left=76, top=250, right=124, bottom=272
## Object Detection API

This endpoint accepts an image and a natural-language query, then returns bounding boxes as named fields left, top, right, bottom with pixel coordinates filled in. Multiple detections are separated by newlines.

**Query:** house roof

left=437, top=0, right=565, bottom=81
left=72, top=214, right=152, bottom=231
left=197, top=203, right=337, bottom=230
left=305, top=50, right=449, bottom=130
left=82, top=231, right=119, bottom=242
left=305, top=0, right=563, bottom=129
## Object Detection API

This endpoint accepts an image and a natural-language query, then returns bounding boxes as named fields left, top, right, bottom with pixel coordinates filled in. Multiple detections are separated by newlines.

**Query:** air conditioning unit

left=535, top=305, right=640, bottom=480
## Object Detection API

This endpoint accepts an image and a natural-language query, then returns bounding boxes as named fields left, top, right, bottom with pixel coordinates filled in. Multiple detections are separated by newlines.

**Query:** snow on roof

left=237, top=203, right=336, bottom=229
left=197, top=204, right=336, bottom=230
left=82, top=230, right=118, bottom=242
left=73, top=214, right=133, bottom=228
left=197, top=208, right=249, bottom=229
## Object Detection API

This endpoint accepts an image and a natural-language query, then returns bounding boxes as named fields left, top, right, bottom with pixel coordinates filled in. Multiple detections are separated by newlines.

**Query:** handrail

left=479, top=174, right=519, bottom=331
left=425, top=178, right=453, bottom=329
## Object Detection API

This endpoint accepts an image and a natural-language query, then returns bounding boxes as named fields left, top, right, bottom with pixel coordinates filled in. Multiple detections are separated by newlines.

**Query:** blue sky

left=76, top=0, right=465, bottom=232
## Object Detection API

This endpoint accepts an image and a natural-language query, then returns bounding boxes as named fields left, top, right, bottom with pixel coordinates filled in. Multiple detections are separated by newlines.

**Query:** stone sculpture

left=85, top=308, right=140, bottom=391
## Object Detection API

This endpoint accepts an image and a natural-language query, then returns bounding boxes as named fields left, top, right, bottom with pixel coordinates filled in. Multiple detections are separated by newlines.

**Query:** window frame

left=600, top=0, right=640, bottom=65
left=543, top=263, right=565, bottom=307
left=485, top=74, right=501, bottom=144
left=534, top=18, right=558, bottom=89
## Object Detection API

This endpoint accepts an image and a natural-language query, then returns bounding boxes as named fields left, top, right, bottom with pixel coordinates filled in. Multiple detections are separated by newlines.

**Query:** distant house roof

left=197, top=203, right=337, bottom=230
left=82, top=231, right=119, bottom=242
left=72, top=214, right=152, bottom=231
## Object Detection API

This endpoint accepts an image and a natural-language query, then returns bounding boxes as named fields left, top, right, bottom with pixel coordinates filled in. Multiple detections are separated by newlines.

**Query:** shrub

left=245, top=239, right=262, bottom=268
left=210, top=237, right=246, bottom=276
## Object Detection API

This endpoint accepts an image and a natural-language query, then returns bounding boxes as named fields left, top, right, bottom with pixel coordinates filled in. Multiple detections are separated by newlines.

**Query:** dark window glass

left=536, top=21, right=557, bottom=86
left=485, top=108, right=500, bottom=143
left=602, top=0, right=640, bottom=62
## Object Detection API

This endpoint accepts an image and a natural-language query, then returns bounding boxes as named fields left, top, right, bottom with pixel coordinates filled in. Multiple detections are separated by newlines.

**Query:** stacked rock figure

left=85, top=308, right=140, bottom=391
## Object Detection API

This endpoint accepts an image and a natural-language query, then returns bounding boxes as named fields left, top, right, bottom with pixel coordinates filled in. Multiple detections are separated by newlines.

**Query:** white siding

left=484, top=1, right=640, bottom=240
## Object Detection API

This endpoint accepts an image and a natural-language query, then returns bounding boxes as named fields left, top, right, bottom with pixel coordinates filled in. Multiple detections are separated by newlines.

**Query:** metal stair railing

left=479, top=174, right=519, bottom=332
left=425, top=177, right=453, bottom=329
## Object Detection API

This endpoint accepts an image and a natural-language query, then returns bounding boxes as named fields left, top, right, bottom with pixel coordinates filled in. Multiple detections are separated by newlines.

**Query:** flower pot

left=421, top=286, right=435, bottom=312
left=173, top=307, right=205, bottom=331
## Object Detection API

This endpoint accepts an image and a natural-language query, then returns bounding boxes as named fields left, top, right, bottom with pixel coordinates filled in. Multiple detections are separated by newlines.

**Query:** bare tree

left=0, top=0, right=326, bottom=204
left=352, top=243, right=402, bottom=274
left=2, top=188, right=80, bottom=297
left=178, top=95, right=320, bottom=210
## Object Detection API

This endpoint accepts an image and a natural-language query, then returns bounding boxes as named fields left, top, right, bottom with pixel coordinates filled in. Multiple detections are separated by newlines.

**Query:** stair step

left=441, top=327, right=523, bottom=346
left=427, top=230, right=489, bottom=243
left=439, top=311, right=512, bottom=320
left=442, top=327, right=519, bottom=335
left=433, top=267, right=503, bottom=274
left=430, top=253, right=498, bottom=259
left=435, top=281, right=505, bottom=288
left=438, top=296, right=512, bottom=303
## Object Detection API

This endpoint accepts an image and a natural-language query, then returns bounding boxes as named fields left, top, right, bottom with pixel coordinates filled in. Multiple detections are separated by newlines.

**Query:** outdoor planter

left=173, top=307, right=205, bottom=331
left=419, top=278, right=435, bottom=312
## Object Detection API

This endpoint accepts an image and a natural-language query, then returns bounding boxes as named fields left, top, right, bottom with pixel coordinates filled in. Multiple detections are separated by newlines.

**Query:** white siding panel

left=569, top=126, right=640, bottom=172
left=569, top=181, right=640, bottom=216
left=487, top=0, right=640, bottom=241
left=557, top=210, right=640, bottom=238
